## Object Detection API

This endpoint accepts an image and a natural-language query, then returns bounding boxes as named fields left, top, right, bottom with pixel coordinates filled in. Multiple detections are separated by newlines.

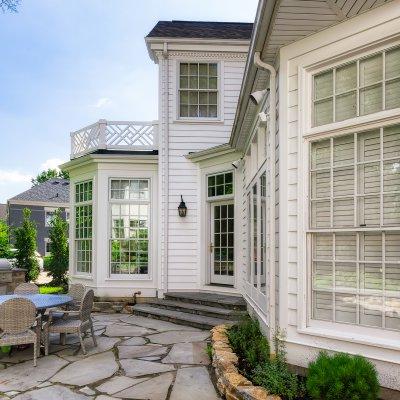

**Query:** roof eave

left=229, top=0, right=278, bottom=151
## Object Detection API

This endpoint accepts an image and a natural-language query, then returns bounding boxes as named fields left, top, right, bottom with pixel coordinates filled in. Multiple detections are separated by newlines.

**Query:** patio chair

left=14, top=282, right=39, bottom=295
left=0, top=298, right=40, bottom=366
left=44, top=289, right=97, bottom=356
left=67, top=283, right=86, bottom=310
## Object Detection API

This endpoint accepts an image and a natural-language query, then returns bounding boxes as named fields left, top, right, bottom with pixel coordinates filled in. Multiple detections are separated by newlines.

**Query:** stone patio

left=0, top=313, right=220, bottom=400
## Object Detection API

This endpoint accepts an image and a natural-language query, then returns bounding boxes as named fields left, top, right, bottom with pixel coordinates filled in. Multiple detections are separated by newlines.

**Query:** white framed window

left=309, top=124, right=400, bottom=331
left=313, top=46, right=400, bottom=127
left=74, top=180, right=93, bottom=274
left=178, top=62, right=218, bottom=119
left=65, top=210, right=70, bottom=224
left=45, top=210, right=55, bottom=227
left=109, top=179, right=150, bottom=276
left=207, top=171, right=234, bottom=199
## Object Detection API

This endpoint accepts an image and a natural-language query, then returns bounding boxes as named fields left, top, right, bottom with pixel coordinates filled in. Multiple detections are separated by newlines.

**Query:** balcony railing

left=70, top=119, right=158, bottom=159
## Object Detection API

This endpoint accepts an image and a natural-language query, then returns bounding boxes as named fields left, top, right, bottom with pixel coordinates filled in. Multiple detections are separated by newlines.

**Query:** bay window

left=74, top=180, right=93, bottom=274
left=309, top=124, right=400, bottom=330
left=313, top=46, right=400, bottom=127
left=109, top=179, right=150, bottom=276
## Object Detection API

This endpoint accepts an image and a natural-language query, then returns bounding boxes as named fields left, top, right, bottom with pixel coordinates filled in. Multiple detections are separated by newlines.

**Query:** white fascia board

left=146, top=36, right=250, bottom=62
left=185, top=143, right=238, bottom=163
left=8, top=199, right=69, bottom=208
left=229, top=0, right=277, bottom=150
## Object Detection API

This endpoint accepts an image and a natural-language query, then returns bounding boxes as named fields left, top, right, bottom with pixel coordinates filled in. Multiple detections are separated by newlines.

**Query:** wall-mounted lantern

left=178, top=195, right=187, bottom=218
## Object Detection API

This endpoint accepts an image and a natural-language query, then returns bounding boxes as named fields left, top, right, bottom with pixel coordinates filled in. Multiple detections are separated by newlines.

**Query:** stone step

left=132, top=304, right=237, bottom=330
left=144, top=299, right=246, bottom=320
left=164, top=292, right=247, bottom=311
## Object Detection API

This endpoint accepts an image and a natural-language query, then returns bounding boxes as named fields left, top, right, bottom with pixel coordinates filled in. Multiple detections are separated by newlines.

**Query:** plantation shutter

left=385, top=47, right=400, bottom=109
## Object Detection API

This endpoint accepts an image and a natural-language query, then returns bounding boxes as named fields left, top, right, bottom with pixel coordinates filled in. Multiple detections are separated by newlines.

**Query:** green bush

left=306, top=352, right=379, bottom=400
left=227, top=316, right=270, bottom=376
left=47, top=209, right=69, bottom=286
left=43, top=255, right=52, bottom=271
left=14, top=209, right=39, bottom=282
left=39, top=285, right=64, bottom=294
left=0, top=220, right=12, bottom=258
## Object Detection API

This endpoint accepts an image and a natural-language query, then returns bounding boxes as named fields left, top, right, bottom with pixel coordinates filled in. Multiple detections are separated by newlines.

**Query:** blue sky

left=0, top=0, right=258, bottom=203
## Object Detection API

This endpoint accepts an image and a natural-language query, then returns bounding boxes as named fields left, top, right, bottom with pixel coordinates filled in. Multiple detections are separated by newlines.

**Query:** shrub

left=39, top=285, right=64, bottom=294
left=227, top=316, right=270, bottom=376
left=43, top=255, right=52, bottom=270
left=47, top=209, right=69, bottom=286
left=14, top=209, right=39, bottom=281
left=306, top=352, right=379, bottom=400
left=0, top=220, right=12, bottom=258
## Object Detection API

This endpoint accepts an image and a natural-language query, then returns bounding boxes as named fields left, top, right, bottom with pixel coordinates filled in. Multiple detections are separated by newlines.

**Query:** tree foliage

left=14, top=208, right=39, bottom=281
left=0, top=220, right=12, bottom=258
left=47, top=209, right=69, bottom=286
left=0, top=0, right=20, bottom=13
left=31, top=168, right=69, bottom=187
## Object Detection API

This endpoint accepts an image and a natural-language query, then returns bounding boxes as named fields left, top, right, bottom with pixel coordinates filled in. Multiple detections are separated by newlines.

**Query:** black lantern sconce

left=178, top=195, right=187, bottom=217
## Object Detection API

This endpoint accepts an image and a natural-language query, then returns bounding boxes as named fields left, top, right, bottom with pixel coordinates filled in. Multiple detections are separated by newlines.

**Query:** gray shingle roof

left=9, top=178, right=70, bottom=204
left=147, top=20, right=253, bottom=40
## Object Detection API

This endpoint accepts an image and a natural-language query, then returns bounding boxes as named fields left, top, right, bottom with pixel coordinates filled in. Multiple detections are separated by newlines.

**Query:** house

left=62, top=0, right=400, bottom=394
left=8, top=178, right=70, bottom=256
left=0, top=204, right=6, bottom=221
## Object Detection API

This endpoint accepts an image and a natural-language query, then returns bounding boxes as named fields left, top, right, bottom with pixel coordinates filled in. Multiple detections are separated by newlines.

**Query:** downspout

left=254, top=52, right=277, bottom=344
left=162, top=42, right=169, bottom=296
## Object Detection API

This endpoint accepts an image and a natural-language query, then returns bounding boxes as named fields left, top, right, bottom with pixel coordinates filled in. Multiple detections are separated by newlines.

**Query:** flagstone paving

left=0, top=313, right=219, bottom=400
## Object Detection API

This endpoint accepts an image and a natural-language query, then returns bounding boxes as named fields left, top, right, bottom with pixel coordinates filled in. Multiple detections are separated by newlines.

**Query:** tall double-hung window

left=179, top=62, right=218, bottom=118
left=309, top=124, right=400, bottom=331
left=75, top=180, right=93, bottom=274
left=109, top=179, right=150, bottom=275
left=313, top=46, right=400, bottom=126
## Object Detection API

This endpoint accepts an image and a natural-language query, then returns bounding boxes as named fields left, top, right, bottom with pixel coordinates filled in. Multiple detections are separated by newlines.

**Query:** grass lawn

left=39, top=286, right=64, bottom=294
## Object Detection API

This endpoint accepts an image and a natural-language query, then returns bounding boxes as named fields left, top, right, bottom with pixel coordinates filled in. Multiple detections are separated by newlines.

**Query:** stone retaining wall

left=210, top=324, right=280, bottom=400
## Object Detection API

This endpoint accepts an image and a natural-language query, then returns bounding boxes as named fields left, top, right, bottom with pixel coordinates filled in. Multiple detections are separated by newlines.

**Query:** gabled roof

left=146, top=20, right=253, bottom=40
left=9, top=178, right=70, bottom=204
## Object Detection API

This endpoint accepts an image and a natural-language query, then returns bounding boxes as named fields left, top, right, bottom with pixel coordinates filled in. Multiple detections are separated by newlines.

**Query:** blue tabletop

left=0, top=294, right=73, bottom=310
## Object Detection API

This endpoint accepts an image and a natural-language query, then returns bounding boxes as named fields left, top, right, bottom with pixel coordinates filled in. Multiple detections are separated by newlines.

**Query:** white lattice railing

left=70, top=120, right=158, bottom=159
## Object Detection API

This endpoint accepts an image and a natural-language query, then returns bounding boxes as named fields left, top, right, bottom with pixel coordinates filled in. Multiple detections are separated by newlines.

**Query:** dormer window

left=179, top=62, right=218, bottom=119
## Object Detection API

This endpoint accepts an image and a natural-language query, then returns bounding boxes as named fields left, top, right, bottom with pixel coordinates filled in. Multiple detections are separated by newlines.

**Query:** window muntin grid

left=74, top=179, right=93, bottom=274
left=213, top=204, right=234, bottom=277
left=179, top=62, right=218, bottom=118
left=109, top=179, right=150, bottom=275
left=309, top=126, right=400, bottom=331
left=313, top=46, right=400, bottom=127
left=207, top=171, right=233, bottom=198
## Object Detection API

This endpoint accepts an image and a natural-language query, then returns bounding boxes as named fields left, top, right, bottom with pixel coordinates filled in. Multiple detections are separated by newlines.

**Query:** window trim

left=206, top=170, right=235, bottom=201
left=108, top=177, right=152, bottom=279
left=298, top=122, right=400, bottom=347
left=44, top=238, right=51, bottom=256
left=301, top=38, right=400, bottom=139
left=73, top=179, right=93, bottom=276
left=174, top=59, right=224, bottom=123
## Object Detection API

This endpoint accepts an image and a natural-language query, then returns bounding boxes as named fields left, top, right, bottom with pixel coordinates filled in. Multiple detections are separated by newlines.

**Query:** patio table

left=0, top=294, right=73, bottom=311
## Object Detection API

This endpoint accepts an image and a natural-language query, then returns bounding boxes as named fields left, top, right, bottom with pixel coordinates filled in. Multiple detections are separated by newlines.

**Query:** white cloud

left=92, top=97, right=112, bottom=108
left=0, top=170, right=32, bottom=185
left=40, top=158, right=65, bottom=171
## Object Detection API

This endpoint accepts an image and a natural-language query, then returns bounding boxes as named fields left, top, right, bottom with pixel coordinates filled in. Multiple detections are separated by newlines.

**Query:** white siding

left=278, top=2, right=400, bottom=390
left=158, top=52, right=248, bottom=291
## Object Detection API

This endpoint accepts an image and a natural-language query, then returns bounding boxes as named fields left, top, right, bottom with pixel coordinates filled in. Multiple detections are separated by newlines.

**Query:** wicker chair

left=67, top=283, right=86, bottom=310
left=44, top=289, right=96, bottom=355
left=14, top=283, right=39, bottom=295
left=0, top=298, right=40, bottom=366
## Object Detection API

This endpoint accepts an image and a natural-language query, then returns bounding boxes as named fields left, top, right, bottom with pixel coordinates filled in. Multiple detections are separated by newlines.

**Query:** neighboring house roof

left=0, top=204, right=6, bottom=220
left=146, top=20, right=253, bottom=40
left=8, top=178, right=70, bottom=204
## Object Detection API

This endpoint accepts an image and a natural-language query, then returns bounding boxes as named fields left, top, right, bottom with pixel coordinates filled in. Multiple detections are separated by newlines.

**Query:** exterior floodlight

left=250, top=89, right=269, bottom=105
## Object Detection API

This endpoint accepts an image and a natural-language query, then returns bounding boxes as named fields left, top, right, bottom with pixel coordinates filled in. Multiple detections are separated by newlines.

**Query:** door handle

left=209, top=243, right=214, bottom=253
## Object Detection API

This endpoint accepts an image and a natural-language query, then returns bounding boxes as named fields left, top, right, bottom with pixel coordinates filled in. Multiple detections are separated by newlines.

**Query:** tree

left=0, top=220, right=12, bottom=258
left=47, top=209, right=69, bottom=286
left=14, top=208, right=39, bottom=282
left=31, top=169, right=69, bottom=187
left=0, top=0, right=20, bottom=13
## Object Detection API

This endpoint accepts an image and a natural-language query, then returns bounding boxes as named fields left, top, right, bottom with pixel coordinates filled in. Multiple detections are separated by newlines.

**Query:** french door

left=210, top=201, right=234, bottom=285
